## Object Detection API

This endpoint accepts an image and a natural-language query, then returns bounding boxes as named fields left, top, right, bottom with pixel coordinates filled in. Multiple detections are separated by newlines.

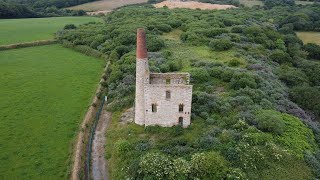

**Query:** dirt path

left=92, top=110, right=111, bottom=180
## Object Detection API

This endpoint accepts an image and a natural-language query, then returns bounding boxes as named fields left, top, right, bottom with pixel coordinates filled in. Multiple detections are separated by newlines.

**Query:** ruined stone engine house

left=135, top=28, right=193, bottom=128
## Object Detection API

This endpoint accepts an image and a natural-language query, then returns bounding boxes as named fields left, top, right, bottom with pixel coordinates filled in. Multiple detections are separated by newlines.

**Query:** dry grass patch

left=297, top=32, right=320, bottom=45
left=239, top=0, right=263, bottom=7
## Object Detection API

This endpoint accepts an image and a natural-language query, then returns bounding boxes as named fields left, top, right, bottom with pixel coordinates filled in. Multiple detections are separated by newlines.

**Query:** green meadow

left=0, top=17, right=102, bottom=45
left=0, top=44, right=104, bottom=178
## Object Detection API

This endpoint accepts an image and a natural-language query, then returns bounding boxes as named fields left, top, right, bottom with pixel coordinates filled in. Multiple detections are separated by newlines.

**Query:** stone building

left=135, top=28, right=193, bottom=128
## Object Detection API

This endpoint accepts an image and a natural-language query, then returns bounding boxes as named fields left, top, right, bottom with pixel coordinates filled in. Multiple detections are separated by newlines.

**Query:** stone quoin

left=134, top=28, right=193, bottom=128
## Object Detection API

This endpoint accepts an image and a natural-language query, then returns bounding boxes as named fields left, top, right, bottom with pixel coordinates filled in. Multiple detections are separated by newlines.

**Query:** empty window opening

left=166, top=79, right=170, bottom=84
left=152, top=104, right=157, bottom=112
left=179, top=104, right=184, bottom=112
left=179, top=117, right=183, bottom=126
left=166, top=91, right=171, bottom=99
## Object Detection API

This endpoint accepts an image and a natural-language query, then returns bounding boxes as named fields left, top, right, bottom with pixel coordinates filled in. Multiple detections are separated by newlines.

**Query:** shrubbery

left=209, top=39, right=233, bottom=51
left=303, top=43, right=320, bottom=60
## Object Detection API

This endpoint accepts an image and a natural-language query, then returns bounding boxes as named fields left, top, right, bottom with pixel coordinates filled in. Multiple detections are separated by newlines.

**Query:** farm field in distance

left=0, top=17, right=102, bottom=45
left=0, top=44, right=104, bottom=178
left=239, top=0, right=313, bottom=7
left=68, top=0, right=147, bottom=12
left=297, top=32, right=320, bottom=45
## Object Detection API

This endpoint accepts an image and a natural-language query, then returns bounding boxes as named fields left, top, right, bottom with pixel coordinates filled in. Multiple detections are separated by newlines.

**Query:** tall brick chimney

left=136, top=28, right=148, bottom=59
left=135, top=28, right=149, bottom=126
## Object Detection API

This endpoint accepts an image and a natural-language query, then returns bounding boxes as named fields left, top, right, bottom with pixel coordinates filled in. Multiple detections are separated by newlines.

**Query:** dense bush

left=303, top=43, right=320, bottom=60
left=209, top=39, right=233, bottom=51
left=190, top=151, right=228, bottom=179
left=63, top=24, right=76, bottom=30
left=269, top=50, right=292, bottom=64
left=139, top=152, right=173, bottom=179
left=254, top=110, right=285, bottom=135
left=290, top=86, right=320, bottom=117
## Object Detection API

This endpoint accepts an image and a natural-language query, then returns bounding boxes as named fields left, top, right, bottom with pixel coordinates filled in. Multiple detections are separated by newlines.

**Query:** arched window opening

left=166, top=79, right=170, bottom=84
left=179, top=104, right=184, bottom=112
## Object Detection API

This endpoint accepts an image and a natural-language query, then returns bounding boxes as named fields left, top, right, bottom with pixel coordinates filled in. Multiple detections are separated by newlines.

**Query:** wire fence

left=85, top=97, right=106, bottom=180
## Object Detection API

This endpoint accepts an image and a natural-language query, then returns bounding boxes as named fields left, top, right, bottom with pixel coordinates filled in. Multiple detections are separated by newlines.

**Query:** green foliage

left=139, top=152, right=173, bottom=179
left=190, top=68, right=210, bottom=83
left=190, top=151, right=228, bottom=179
left=269, top=50, right=292, bottom=64
left=0, top=0, right=96, bottom=18
left=277, top=65, right=308, bottom=87
left=115, top=139, right=132, bottom=155
left=290, top=86, right=320, bottom=117
left=276, top=113, right=316, bottom=158
left=255, top=110, right=285, bottom=135
left=209, top=38, right=233, bottom=51
left=230, top=72, right=258, bottom=90
left=147, top=35, right=165, bottom=52
left=303, top=43, right=320, bottom=60
left=0, top=0, right=36, bottom=18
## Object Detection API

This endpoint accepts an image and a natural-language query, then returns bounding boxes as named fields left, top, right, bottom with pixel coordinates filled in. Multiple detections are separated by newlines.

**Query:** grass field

left=68, top=0, right=147, bottom=12
left=239, top=0, right=263, bottom=7
left=0, top=44, right=104, bottom=179
left=296, top=1, right=314, bottom=5
left=239, top=0, right=313, bottom=7
left=0, top=17, right=103, bottom=45
left=297, top=32, right=320, bottom=45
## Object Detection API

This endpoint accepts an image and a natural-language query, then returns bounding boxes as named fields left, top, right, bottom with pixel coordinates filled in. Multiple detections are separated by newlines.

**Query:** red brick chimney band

left=136, top=28, right=148, bottom=59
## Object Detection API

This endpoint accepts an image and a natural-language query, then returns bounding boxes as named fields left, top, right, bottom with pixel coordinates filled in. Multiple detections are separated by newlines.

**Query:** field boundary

left=0, top=40, right=57, bottom=51
left=71, top=61, right=109, bottom=180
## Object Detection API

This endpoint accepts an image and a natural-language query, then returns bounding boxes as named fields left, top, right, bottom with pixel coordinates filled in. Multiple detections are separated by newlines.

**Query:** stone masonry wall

left=144, top=84, right=192, bottom=128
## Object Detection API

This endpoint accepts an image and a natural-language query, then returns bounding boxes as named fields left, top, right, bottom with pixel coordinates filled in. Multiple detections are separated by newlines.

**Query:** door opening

left=179, top=117, right=183, bottom=126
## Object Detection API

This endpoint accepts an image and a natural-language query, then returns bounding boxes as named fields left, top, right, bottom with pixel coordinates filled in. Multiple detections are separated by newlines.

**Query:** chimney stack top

left=136, top=28, right=148, bottom=59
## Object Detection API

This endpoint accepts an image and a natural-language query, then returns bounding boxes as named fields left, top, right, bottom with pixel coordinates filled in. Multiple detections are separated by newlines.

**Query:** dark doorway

left=179, top=117, right=183, bottom=126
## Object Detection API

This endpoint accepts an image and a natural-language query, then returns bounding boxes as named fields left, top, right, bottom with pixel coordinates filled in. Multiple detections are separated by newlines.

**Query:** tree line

left=0, top=0, right=95, bottom=18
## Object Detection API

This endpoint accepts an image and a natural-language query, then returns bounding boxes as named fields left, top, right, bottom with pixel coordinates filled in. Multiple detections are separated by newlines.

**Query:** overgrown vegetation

left=57, top=3, right=320, bottom=179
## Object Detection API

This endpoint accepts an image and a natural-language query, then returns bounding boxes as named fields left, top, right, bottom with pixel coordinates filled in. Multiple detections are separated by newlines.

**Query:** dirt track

left=92, top=110, right=111, bottom=180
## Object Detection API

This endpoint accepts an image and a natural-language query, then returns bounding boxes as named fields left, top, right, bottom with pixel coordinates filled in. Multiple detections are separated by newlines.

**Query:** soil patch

left=154, top=0, right=236, bottom=10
